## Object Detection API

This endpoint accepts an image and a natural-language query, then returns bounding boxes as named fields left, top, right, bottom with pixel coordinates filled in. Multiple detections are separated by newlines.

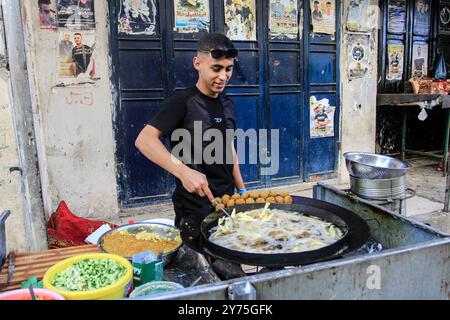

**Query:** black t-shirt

left=148, top=87, right=237, bottom=219
left=72, top=44, right=93, bottom=75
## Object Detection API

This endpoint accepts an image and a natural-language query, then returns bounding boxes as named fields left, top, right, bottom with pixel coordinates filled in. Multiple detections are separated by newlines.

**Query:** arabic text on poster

left=310, top=0, right=335, bottom=35
left=57, top=0, right=95, bottom=30
left=269, top=0, right=299, bottom=40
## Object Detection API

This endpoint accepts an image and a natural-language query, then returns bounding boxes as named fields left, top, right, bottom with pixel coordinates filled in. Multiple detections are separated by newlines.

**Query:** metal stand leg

left=401, top=109, right=407, bottom=161
left=445, top=171, right=450, bottom=212
left=443, top=109, right=450, bottom=177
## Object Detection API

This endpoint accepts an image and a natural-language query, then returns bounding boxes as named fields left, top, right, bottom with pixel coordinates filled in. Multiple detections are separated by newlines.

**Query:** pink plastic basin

left=0, top=288, right=65, bottom=300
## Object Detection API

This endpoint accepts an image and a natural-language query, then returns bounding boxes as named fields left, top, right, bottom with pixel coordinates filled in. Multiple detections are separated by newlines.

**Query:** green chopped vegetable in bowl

left=51, top=258, right=127, bottom=291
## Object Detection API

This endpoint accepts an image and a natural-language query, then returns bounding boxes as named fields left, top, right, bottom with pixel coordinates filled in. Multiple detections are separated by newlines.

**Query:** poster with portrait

left=411, top=42, right=428, bottom=78
left=57, top=0, right=95, bottom=29
left=310, top=0, right=335, bottom=35
left=310, top=96, right=335, bottom=138
left=387, top=0, right=406, bottom=34
left=348, top=33, right=370, bottom=79
left=224, top=0, right=257, bottom=41
left=118, top=0, right=158, bottom=35
left=439, top=3, right=450, bottom=34
left=346, top=0, right=369, bottom=32
left=414, top=0, right=430, bottom=36
left=174, top=0, right=210, bottom=33
left=38, top=0, right=57, bottom=29
left=386, top=41, right=404, bottom=81
left=269, top=0, right=299, bottom=40
left=57, top=31, right=99, bottom=86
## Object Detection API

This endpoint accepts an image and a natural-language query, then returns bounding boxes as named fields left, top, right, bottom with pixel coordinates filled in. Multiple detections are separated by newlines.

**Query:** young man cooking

left=135, top=33, right=246, bottom=230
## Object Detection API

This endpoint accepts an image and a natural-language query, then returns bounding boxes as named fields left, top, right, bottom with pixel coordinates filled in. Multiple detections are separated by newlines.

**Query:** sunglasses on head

left=200, top=48, right=238, bottom=59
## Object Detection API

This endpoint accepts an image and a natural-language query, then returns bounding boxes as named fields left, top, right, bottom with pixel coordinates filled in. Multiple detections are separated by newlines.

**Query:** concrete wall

left=22, top=0, right=119, bottom=220
left=0, top=71, right=28, bottom=252
left=338, top=0, right=379, bottom=183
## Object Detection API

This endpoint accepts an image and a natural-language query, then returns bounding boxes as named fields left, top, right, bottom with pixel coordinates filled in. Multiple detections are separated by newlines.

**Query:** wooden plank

left=0, top=245, right=100, bottom=291
left=376, top=93, right=443, bottom=106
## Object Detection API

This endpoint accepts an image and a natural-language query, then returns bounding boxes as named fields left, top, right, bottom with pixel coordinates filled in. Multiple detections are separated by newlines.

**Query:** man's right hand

left=179, top=167, right=214, bottom=202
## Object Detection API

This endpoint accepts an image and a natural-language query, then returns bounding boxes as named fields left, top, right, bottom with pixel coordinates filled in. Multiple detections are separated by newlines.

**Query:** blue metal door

left=109, top=0, right=340, bottom=208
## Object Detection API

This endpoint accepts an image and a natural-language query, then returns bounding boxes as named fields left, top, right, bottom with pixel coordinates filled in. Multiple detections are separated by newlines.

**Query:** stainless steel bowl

left=97, top=222, right=182, bottom=266
left=343, top=152, right=411, bottom=179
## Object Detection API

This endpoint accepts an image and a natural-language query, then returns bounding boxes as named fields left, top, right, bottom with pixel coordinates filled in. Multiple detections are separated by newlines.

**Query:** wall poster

left=387, top=0, right=406, bottom=34
left=57, top=0, right=95, bottom=29
left=346, top=0, right=369, bottom=32
left=348, top=33, right=370, bottom=79
left=310, top=96, right=335, bottom=138
left=386, top=40, right=404, bottom=81
left=58, top=30, right=99, bottom=86
left=224, top=0, right=257, bottom=41
left=413, top=0, right=431, bottom=36
left=269, top=0, right=299, bottom=40
left=38, top=0, right=57, bottom=29
left=118, top=0, right=157, bottom=35
left=310, top=0, right=335, bottom=35
left=174, top=0, right=210, bottom=33
left=411, top=41, right=428, bottom=78
left=440, top=3, right=450, bottom=34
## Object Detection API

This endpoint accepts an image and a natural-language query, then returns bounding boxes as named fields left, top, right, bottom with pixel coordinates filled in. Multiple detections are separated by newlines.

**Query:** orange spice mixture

left=101, top=230, right=182, bottom=257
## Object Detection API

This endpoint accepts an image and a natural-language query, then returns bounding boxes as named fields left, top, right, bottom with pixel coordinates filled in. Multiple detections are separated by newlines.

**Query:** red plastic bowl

left=0, top=288, right=65, bottom=300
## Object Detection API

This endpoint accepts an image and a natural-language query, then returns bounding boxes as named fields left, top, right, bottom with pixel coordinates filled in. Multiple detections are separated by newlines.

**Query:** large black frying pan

left=189, top=196, right=369, bottom=267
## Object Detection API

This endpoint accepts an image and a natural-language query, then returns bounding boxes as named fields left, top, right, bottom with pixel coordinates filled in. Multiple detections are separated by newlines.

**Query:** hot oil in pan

left=208, top=208, right=345, bottom=254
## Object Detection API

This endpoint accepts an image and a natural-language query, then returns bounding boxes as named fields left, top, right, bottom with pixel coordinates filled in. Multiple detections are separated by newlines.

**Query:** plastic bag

left=434, top=54, right=448, bottom=80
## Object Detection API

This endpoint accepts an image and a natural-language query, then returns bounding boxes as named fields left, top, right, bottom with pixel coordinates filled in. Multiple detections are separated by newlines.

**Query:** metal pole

left=442, top=108, right=450, bottom=177
left=401, top=109, right=407, bottom=161
left=2, top=0, right=48, bottom=250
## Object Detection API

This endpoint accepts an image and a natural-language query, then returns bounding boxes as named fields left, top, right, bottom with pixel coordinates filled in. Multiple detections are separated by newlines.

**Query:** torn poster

left=348, top=33, right=370, bottom=79
left=269, top=0, right=299, bottom=40
left=310, top=96, right=335, bottom=138
left=386, top=40, right=404, bottom=81
left=57, top=30, right=99, bottom=86
left=118, top=0, right=157, bottom=35
left=57, top=0, right=95, bottom=30
left=38, top=0, right=57, bottom=29
left=310, top=0, right=335, bottom=35
left=346, top=0, right=369, bottom=32
left=174, top=0, right=210, bottom=33
left=387, top=0, right=406, bottom=34
left=411, top=42, right=428, bottom=78
left=224, top=0, right=257, bottom=41
left=440, top=3, right=450, bottom=34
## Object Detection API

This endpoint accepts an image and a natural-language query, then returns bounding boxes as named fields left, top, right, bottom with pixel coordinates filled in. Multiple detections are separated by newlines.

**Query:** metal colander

left=343, top=152, right=411, bottom=179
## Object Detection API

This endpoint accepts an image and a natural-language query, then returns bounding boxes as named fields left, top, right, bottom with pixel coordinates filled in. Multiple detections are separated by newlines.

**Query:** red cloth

left=47, top=201, right=117, bottom=249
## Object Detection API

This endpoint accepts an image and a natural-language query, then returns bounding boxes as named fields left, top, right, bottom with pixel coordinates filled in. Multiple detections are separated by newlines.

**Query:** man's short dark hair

left=197, top=33, right=235, bottom=52
left=39, top=0, right=51, bottom=5
left=74, top=32, right=82, bottom=37
left=314, top=1, right=319, bottom=4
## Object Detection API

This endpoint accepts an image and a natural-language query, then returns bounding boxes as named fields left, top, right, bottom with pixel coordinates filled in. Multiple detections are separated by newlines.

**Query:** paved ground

left=115, top=155, right=450, bottom=234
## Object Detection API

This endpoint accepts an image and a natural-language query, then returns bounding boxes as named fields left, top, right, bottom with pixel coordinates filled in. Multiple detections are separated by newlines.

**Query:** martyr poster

left=387, top=0, right=406, bottom=34
left=411, top=42, right=428, bottom=78
left=310, top=0, right=335, bottom=35
left=348, top=33, right=370, bottom=79
left=118, top=0, right=158, bottom=35
left=346, top=0, right=369, bottom=32
left=38, top=0, right=57, bottom=29
left=269, top=0, right=299, bottom=40
left=57, top=0, right=95, bottom=29
left=310, top=96, right=335, bottom=138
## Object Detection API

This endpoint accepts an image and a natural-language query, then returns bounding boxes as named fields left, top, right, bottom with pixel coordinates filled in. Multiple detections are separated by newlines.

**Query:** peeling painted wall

left=338, top=0, right=379, bottom=183
left=21, top=0, right=119, bottom=220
